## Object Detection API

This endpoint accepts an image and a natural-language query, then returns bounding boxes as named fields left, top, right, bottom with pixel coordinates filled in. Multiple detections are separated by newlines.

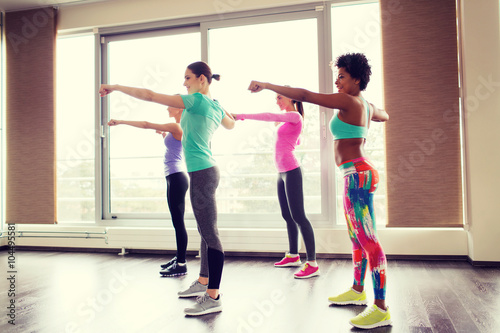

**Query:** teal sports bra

left=329, top=97, right=370, bottom=140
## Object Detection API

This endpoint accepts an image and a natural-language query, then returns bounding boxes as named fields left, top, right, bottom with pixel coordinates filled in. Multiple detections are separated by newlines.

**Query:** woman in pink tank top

left=233, top=94, right=319, bottom=279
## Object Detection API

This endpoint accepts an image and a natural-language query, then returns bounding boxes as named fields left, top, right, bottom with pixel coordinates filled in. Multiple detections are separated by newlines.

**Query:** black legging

left=277, top=166, right=316, bottom=261
left=166, top=171, right=189, bottom=263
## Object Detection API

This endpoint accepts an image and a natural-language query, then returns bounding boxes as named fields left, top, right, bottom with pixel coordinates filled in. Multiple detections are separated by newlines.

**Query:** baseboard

left=223, top=251, right=353, bottom=259
left=3, top=246, right=499, bottom=265
left=385, top=254, right=469, bottom=261
left=0, top=247, right=464, bottom=261
left=10, top=245, right=123, bottom=254
left=467, top=257, right=500, bottom=267
left=7, top=246, right=198, bottom=256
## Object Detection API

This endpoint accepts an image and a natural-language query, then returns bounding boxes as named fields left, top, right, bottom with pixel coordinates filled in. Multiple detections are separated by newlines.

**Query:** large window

left=100, top=15, right=327, bottom=227
left=55, top=1, right=387, bottom=227
left=207, top=16, right=323, bottom=226
left=56, top=35, right=96, bottom=223
left=103, top=29, right=200, bottom=219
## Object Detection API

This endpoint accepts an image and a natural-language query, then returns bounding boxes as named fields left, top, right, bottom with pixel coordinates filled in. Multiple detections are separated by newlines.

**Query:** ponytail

left=293, top=100, right=304, bottom=119
left=284, top=85, right=303, bottom=119
left=187, top=61, right=220, bottom=84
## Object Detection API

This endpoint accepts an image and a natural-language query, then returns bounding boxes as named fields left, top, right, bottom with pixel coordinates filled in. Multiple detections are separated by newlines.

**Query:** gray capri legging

left=189, top=166, right=224, bottom=289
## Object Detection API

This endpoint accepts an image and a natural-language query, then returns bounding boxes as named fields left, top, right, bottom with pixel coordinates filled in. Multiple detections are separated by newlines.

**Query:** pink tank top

left=237, top=112, right=302, bottom=172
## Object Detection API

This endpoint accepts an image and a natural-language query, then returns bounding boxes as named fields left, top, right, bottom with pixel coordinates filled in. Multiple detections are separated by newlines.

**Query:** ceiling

left=0, top=0, right=111, bottom=12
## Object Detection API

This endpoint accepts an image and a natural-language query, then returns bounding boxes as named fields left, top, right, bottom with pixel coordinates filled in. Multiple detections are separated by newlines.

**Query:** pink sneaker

left=294, top=263, right=320, bottom=279
left=274, top=253, right=302, bottom=267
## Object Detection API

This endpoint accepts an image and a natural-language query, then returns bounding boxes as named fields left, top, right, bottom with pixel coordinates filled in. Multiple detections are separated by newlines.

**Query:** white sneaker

left=178, top=280, right=207, bottom=298
left=184, top=293, right=222, bottom=316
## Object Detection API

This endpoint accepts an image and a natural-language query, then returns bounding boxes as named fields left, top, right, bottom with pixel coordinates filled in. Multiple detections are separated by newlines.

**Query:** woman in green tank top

left=100, top=61, right=235, bottom=317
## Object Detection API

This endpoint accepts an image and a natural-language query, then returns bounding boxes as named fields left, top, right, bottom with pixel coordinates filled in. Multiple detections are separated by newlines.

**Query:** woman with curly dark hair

left=248, top=53, right=391, bottom=329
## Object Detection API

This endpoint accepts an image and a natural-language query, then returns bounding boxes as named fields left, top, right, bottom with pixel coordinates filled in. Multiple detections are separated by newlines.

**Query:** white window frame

left=100, top=26, right=201, bottom=223
left=200, top=10, right=334, bottom=228
left=94, top=4, right=338, bottom=228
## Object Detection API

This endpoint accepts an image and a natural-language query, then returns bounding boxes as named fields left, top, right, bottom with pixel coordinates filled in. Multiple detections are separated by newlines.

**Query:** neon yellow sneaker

left=349, top=304, right=392, bottom=329
left=328, top=288, right=367, bottom=305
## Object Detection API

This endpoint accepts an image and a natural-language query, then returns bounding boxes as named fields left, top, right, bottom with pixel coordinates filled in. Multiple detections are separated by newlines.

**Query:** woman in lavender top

left=108, top=105, right=189, bottom=277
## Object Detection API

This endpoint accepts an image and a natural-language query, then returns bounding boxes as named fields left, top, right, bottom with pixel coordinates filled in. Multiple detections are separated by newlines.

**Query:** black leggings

left=277, top=167, right=316, bottom=261
left=189, top=166, right=224, bottom=290
left=166, top=172, right=189, bottom=263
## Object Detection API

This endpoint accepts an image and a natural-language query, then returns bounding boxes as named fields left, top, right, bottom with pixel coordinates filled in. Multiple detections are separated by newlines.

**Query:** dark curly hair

left=334, top=53, right=371, bottom=91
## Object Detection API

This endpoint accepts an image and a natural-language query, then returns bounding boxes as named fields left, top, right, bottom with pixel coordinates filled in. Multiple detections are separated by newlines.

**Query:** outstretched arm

left=108, top=119, right=183, bottom=140
left=221, top=109, right=236, bottom=129
left=248, top=81, right=354, bottom=111
left=233, top=112, right=301, bottom=123
left=369, top=103, right=389, bottom=122
left=99, top=84, right=185, bottom=109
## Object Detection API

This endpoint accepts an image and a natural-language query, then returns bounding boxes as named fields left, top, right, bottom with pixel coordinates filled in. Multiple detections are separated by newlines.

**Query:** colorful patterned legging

left=339, top=157, right=387, bottom=300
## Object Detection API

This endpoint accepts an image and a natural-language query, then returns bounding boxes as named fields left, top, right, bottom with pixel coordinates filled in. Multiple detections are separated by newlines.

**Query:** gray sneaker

left=178, top=280, right=207, bottom=298
left=184, top=293, right=222, bottom=316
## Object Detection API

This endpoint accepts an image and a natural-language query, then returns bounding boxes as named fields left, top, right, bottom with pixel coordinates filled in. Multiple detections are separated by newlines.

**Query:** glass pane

left=332, top=2, right=387, bottom=225
left=56, top=35, right=96, bottom=222
left=208, top=18, right=321, bottom=217
left=107, top=32, right=200, bottom=215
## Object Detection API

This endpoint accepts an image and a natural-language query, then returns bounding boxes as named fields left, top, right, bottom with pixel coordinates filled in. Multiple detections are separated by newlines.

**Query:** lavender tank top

left=164, top=132, right=185, bottom=176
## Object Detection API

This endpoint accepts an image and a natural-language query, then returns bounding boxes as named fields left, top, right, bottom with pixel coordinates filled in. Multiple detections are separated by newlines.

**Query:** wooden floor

left=1, top=251, right=499, bottom=333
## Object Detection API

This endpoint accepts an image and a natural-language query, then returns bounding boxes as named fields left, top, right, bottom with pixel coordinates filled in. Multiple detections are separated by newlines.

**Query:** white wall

left=9, top=224, right=468, bottom=257
left=58, top=0, right=316, bottom=31
left=7, top=0, right=494, bottom=261
left=461, top=0, right=500, bottom=262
